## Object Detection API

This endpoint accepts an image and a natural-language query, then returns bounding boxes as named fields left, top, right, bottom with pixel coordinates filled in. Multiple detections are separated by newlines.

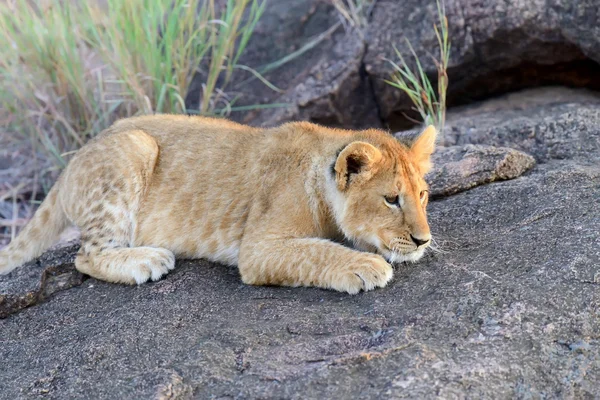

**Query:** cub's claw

left=330, top=255, right=393, bottom=294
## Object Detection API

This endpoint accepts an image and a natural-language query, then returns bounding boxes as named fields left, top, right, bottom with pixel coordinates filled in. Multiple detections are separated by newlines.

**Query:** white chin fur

left=386, top=248, right=425, bottom=264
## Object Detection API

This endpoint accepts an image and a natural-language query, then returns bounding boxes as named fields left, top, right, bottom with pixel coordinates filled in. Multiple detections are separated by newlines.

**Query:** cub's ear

left=410, top=125, right=437, bottom=175
left=334, top=141, right=382, bottom=191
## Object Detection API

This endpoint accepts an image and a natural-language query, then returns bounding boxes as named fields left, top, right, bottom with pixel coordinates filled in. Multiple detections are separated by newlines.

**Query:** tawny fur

left=0, top=116, right=436, bottom=294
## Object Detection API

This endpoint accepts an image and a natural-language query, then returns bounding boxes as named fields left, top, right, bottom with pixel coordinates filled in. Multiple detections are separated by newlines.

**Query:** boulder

left=206, top=0, right=600, bottom=129
left=365, top=0, right=600, bottom=124
left=186, top=0, right=381, bottom=129
left=250, top=28, right=382, bottom=129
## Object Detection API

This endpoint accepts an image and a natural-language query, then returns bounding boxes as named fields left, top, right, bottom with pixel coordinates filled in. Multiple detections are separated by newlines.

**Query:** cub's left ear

left=410, top=125, right=437, bottom=175
left=334, top=141, right=382, bottom=191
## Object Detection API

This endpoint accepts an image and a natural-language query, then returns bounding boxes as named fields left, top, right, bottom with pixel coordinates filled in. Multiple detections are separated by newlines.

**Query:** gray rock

left=252, top=28, right=382, bottom=129
left=0, top=158, right=598, bottom=399
left=444, top=87, right=600, bottom=163
left=427, top=144, right=536, bottom=198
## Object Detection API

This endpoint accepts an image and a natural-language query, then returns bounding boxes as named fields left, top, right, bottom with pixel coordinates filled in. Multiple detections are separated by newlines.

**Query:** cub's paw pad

left=353, top=255, right=393, bottom=291
left=332, top=255, right=393, bottom=294
left=128, top=248, right=175, bottom=284
left=331, top=272, right=365, bottom=295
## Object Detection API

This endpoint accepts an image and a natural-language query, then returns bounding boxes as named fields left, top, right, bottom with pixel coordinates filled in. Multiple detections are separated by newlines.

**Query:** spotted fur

left=0, top=116, right=436, bottom=294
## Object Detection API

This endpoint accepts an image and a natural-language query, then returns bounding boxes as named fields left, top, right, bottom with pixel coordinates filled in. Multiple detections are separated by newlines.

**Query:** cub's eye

left=384, top=195, right=399, bottom=207
left=420, top=190, right=429, bottom=203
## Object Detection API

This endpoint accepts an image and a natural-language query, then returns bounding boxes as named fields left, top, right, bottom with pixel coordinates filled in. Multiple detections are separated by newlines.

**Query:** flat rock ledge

left=428, top=144, right=536, bottom=198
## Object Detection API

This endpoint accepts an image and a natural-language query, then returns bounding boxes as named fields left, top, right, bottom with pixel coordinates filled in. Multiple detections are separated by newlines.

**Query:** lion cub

left=0, top=116, right=435, bottom=294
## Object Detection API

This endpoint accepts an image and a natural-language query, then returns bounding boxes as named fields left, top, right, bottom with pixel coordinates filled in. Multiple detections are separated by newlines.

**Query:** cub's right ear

left=333, top=141, right=382, bottom=191
left=410, top=125, right=437, bottom=175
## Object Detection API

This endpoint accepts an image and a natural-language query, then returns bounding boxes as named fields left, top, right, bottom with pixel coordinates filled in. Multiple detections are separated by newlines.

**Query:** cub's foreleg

left=238, top=237, right=393, bottom=294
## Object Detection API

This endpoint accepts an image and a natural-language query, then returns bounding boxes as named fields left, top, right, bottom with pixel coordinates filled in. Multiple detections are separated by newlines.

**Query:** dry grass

left=332, top=0, right=374, bottom=32
left=0, top=0, right=268, bottom=243
left=385, top=0, right=451, bottom=134
left=0, top=0, right=265, bottom=167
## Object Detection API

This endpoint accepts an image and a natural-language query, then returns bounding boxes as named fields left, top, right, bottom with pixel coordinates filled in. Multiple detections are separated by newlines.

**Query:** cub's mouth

left=353, top=238, right=427, bottom=264
left=377, top=237, right=429, bottom=264
left=381, top=247, right=426, bottom=264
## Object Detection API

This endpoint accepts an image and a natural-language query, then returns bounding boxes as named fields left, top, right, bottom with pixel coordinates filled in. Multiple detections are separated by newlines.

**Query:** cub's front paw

left=330, top=254, right=393, bottom=294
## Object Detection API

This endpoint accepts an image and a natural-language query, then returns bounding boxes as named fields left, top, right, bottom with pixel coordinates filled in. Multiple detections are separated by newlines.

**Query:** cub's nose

left=410, top=234, right=430, bottom=247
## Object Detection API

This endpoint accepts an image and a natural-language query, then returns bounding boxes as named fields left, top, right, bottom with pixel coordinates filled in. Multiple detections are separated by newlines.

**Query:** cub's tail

left=0, top=183, right=69, bottom=275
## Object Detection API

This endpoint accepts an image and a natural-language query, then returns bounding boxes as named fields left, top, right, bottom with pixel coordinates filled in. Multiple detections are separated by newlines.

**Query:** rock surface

left=251, top=28, right=382, bottom=129
left=1, top=89, right=599, bottom=398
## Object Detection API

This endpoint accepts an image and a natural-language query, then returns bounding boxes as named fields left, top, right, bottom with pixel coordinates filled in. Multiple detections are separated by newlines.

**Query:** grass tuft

left=0, top=0, right=266, bottom=175
left=384, top=0, right=450, bottom=134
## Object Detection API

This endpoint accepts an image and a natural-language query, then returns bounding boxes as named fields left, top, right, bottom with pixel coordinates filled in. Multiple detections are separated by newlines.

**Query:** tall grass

left=385, top=0, right=450, bottom=134
left=0, top=0, right=265, bottom=174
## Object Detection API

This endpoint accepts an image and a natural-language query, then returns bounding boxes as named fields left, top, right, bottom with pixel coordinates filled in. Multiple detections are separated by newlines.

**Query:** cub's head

left=330, top=125, right=436, bottom=263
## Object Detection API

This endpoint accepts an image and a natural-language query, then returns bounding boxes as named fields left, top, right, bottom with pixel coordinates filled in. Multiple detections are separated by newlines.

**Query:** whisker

left=428, top=237, right=448, bottom=254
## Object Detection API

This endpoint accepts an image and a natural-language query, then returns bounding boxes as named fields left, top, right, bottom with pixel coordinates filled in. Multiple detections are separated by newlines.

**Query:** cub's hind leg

left=62, top=129, right=175, bottom=284
left=76, top=243, right=175, bottom=284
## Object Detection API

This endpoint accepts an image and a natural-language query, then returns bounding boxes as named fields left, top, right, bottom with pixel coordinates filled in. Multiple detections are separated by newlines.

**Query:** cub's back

left=110, top=116, right=263, bottom=263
